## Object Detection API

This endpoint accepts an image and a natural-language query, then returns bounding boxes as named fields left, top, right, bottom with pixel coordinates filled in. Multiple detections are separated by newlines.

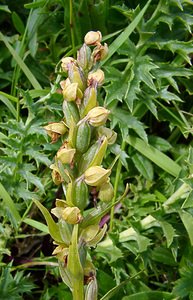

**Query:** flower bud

left=98, top=126, right=117, bottom=145
left=50, top=163, right=63, bottom=185
left=63, top=101, right=80, bottom=127
left=88, top=69, right=104, bottom=86
left=62, top=206, right=83, bottom=224
left=68, top=63, right=86, bottom=92
left=80, top=225, right=99, bottom=243
left=52, top=244, right=69, bottom=262
left=98, top=181, right=114, bottom=202
left=91, top=43, right=108, bottom=63
left=85, top=277, right=98, bottom=300
left=84, top=260, right=96, bottom=279
left=44, top=122, right=67, bottom=143
left=86, top=106, right=110, bottom=127
left=56, top=148, right=76, bottom=164
left=76, top=121, right=91, bottom=153
left=77, top=43, right=93, bottom=71
left=84, top=31, right=102, bottom=46
left=80, top=85, right=97, bottom=117
left=79, top=136, right=107, bottom=172
left=84, top=166, right=111, bottom=186
left=72, top=178, right=89, bottom=210
left=63, top=82, right=83, bottom=102
left=61, top=57, right=75, bottom=72
left=60, top=78, right=71, bottom=90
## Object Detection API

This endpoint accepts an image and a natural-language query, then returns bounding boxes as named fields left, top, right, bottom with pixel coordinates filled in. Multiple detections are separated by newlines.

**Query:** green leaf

left=182, top=191, right=193, bottom=209
left=111, top=107, right=147, bottom=141
left=0, top=5, right=11, bottom=13
left=25, top=148, right=51, bottom=166
left=100, top=277, right=135, bottom=300
left=33, top=199, right=63, bottom=243
left=23, top=217, right=49, bottom=234
left=122, top=291, right=174, bottom=300
left=179, top=210, right=193, bottom=246
left=126, top=135, right=181, bottom=177
left=96, top=234, right=123, bottom=263
left=160, top=221, right=175, bottom=247
left=0, top=182, right=21, bottom=228
left=158, top=86, right=183, bottom=103
left=0, top=91, right=18, bottom=103
left=11, top=12, right=25, bottom=35
left=151, top=247, right=177, bottom=266
left=0, top=94, right=17, bottom=118
left=132, top=152, right=154, bottom=181
left=101, top=0, right=152, bottom=66
left=19, top=170, right=44, bottom=192
left=148, top=136, right=172, bottom=152
left=0, top=32, right=42, bottom=90
left=24, top=0, right=46, bottom=9
left=173, top=265, right=193, bottom=298
left=67, top=224, right=84, bottom=279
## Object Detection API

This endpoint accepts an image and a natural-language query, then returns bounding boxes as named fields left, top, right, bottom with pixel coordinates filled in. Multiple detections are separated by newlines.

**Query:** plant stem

left=72, top=277, right=84, bottom=300
left=110, top=140, right=126, bottom=231
left=69, top=0, right=76, bottom=56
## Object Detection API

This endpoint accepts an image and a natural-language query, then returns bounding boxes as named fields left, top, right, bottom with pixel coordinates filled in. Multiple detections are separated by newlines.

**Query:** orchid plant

left=35, top=31, right=126, bottom=300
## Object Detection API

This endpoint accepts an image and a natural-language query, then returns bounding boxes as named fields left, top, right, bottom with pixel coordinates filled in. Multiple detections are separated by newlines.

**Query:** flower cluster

left=44, top=31, right=117, bottom=299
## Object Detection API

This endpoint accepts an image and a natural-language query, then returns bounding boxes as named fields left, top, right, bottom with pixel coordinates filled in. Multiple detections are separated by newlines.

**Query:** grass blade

left=126, top=135, right=181, bottom=177
left=23, top=217, right=49, bottom=234
left=0, top=94, right=17, bottom=118
left=101, top=0, right=151, bottom=66
left=0, top=32, right=42, bottom=90
left=0, top=182, right=21, bottom=228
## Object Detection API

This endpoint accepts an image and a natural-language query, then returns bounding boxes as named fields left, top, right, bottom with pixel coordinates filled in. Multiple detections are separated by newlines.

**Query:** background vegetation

left=0, top=0, right=193, bottom=299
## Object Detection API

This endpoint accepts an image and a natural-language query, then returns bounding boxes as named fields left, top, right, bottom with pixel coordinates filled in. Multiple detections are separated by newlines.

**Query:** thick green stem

left=72, top=277, right=84, bottom=300
left=110, top=140, right=126, bottom=231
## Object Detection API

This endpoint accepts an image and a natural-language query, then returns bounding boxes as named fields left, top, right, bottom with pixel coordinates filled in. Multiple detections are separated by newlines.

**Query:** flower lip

left=84, top=31, right=102, bottom=46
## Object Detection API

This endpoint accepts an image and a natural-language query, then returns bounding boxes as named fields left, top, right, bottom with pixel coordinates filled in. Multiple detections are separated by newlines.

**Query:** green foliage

left=0, top=265, right=36, bottom=300
left=0, top=0, right=193, bottom=299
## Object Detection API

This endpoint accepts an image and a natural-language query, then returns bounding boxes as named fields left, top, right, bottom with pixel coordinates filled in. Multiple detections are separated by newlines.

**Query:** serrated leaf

left=25, top=148, right=51, bottom=166
left=155, top=40, right=193, bottom=65
left=124, top=56, right=158, bottom=111
left=101, top=0, right=152, bottom=66
left=173, top=266, right=193, bottom=298
left=19, top=170, right=44, bottom=192
left=132, top=152, right=154, bottom=180
left=33, top=199, right=63, bottom=243
left=160, top=221, right=175, bottom=247
left=111, top=107, right=147, bottom=141
left=158, top=86, right=183, bottom=103
left=16, top=186, right=39, bottom=201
